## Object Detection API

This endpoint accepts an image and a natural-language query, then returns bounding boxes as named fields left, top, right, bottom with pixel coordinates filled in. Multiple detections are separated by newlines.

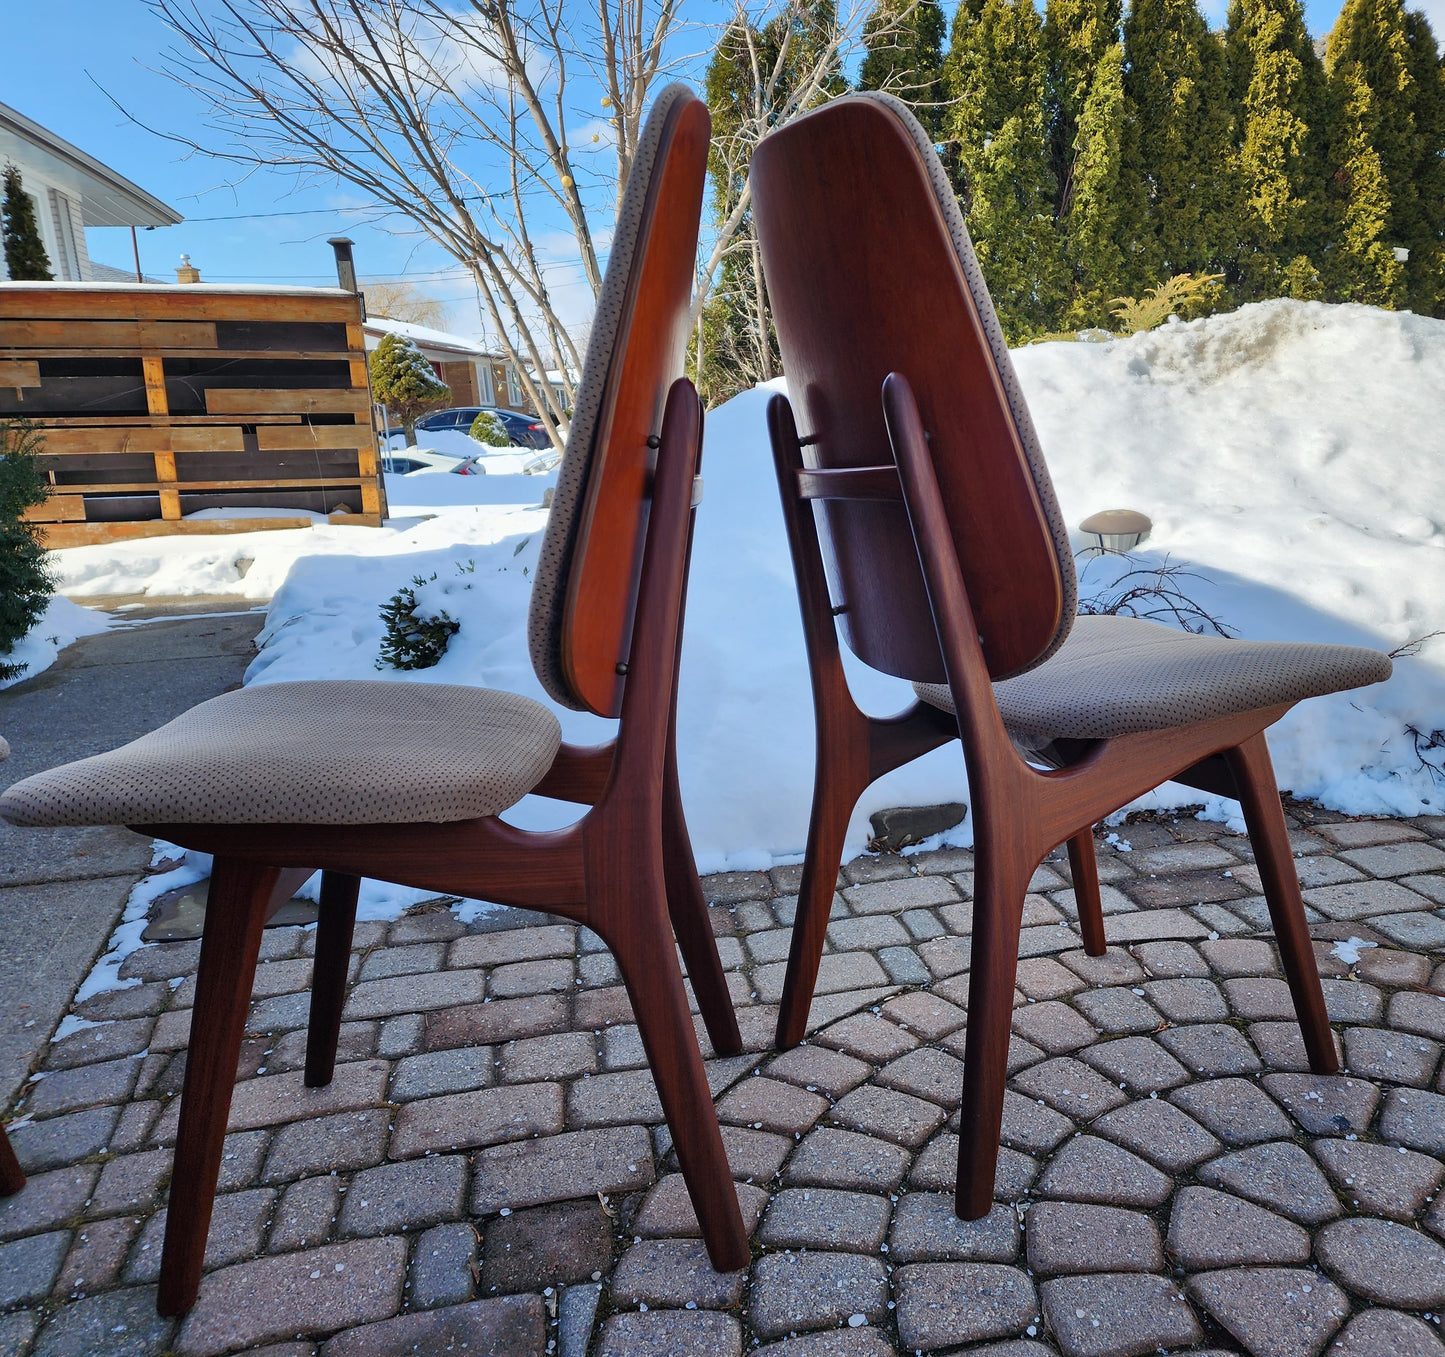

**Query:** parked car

left=413, top=406, right=552, bottom=450
left=380, top=449, right=485, bottom=476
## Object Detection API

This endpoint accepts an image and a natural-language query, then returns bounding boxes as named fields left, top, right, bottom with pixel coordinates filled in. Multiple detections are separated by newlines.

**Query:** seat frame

left=765, top=381, right=1338, bottom=1219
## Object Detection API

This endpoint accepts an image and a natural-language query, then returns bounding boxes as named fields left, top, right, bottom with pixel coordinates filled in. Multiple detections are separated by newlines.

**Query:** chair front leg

left=305, top=871, right=361, bottom=1087
left=955, top=831, right=1035, bottom=1220
left=159, top=856, right=277, bottom=1315
left=0, top=1129, right=25, bottom=1196
left=1066, top=830, right=1107, bottom=957
left=1225, top=733, right=1338, bottom=1074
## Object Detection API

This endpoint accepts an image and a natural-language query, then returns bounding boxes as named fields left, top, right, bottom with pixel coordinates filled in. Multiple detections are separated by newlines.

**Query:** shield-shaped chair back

left=528, top=85, right=710, bottom=715
left=751, top=92, right=1076, bottom=682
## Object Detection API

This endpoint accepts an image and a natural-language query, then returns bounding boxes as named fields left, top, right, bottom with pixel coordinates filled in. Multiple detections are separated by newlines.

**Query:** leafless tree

left=361, top=277, right=451, bottom=328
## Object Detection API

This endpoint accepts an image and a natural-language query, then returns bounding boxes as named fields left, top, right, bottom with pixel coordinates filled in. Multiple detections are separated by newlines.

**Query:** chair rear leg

left=305, top=871, right=361, bottom=1088
left=664, top=735, right=742, bottom=1057
left=607, top=883, right=750, bottom=1273
left=159, top=856, right=276, bottom=1316
left=1067, top=830, right=1107, bottom=957
left=0, top=1129, right=24, bottom=1196
left=955, top=838, right=1033, bottom=1220
left=1225, top=732, right=1338, bottom=1074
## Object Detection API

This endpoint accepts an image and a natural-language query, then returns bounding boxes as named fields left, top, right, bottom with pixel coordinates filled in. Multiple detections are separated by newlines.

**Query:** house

left=362, top=315, right=569, bottom=417
left=0, top=100, right=181, bottom=282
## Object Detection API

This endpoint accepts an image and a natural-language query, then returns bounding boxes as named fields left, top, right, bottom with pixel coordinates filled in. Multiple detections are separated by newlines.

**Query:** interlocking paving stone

left=632, top=1175, right=769, bottom=1239
left=1316, top=1216, right=1445, bottom=1307
left=1260, top=1072, right=1380, bottom=1135
left=843, top=875, right=957, bottom=913
left=1133, top=941, right=1210, bottom=978
left=1023, top=1202, right=1162, bottom=1275
left=323, top=1296, right=544, bottom=1356
left=1342, top=840, right=1445, bottom=876
left=918, top=936, right=974, bottom=979
left=815, top=1012, right=919, bottom=1063
left=1305, top=879, right=1429, bottom=920
left=1069, top=987, right=1159, bottom=1034
left=32, top=1287, right=174, bottom=1357
left=262, top=1108, right=388, bottom=1183
left=1168, top=1077, right=1293, bottom=1145
left=449, top=924, right=576, bottom=967
left=1317, top=820, right=1427, bottom=847
left=1314, top=1136, right=1445, bottom=1218
left=1198, top=938, right=1278, bottom=976
left=269, top=1176, right=340, bottom=1254
left=764, top=1045, right=872, bottom=1098
left=1165, top=1185, right=1310, bottom=1268
left=1057, top=948, right=1147, bottom=987
left=1035, top=1136, right=1171, bottom=1208
left=173, top=1236, right=406, bottom=1355
left=1344, top=1025, right=1442, bottom=1085
left=886, top=1196, right=1018, bottom=1263
left=875, top=1047, right=966, bottom=1108
left=1014, top=957, right=1086, bottom=1000
left=0, top=1231, right=67, bottom=1306
left=391, top=1082, right=564, bottom=1157
left=423, top=994, right=569, bottom=1049
left=56, top=1213, right=139, bottom=1295
left=1000, top=1089, right=1075, bottom=1155
left=752, top=1329, right=896, bottom=1357
left=610, top=1238, right=747, bottom=1308
left=1196, top=1140, right=1342, bottom=1226
left=471, top=1124, right=654, bottom=1213
left=1156, top=1022, right=1263, bottom=1076
left=1141, top=978, right=1228, bottom=1022
left=712, top=1126, right=791, bottom=1182
left=1011, top=1002, right=1099, bottom=1054
left=1038, top=1272, right=1201, bottom=1357
left=785, top=1128, right=911, bottom=1193
left=1248, top=1020, right=1344, bottom=1072
left=1090, top=1099, right=1222, bottom=1173
left=337, top=1156, right=466, bottom=1238
left=387, top=1046, right=494, bottom=1102
left=1360, top=911, right=1445, bottom=949
left=480, top=1199, right=614, bottom=1296
left=24, top=1058, right=139, bottom=1119
left=408, top=1222, right=478, bottom=1310
left=596, top=1310, right=741, bottom=1356
left=1079, top=1036, right=1188, bottom=1093
left=1011, top=1057, right=1127, bottom=1121
left=756, top=953, right=890, bottom=1003
left=488, top=957, right=574, bottom=997
left=909, top=1135, right=1039, bottom=1200
left=1390, top=989, right=1445, bottom=1041
left=127, top=1189, right=275, bottom=1283
left=500, top=1030, right=596, bottom=1082
left=92, top=1149, right=171, bottom=1216
left=757, top=1187, right=891, bottom=1252
left=9, top=1106, right=118, bottom=1173
left=1188, top=1268, right=1349, bottom=1357
left=894, top=1262, right=1037, bottom=1350
left=882, top=991, right=968, bottom=1039
left=1380, top=1086, right=1445, bottom=1152
left=1331, top=1308, right=1445, bottom=1357
left=830, top=1084, right=945, bottom=1148
left=716, top=1077, right=827, bottom=1135
left=749, top=1251, right=889, bottom=1339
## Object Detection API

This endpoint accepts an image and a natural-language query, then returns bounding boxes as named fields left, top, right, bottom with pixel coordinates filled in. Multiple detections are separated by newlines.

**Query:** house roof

left=0, top=101, right=182, bottom=229
left=363, top=315, right=502, bottom=360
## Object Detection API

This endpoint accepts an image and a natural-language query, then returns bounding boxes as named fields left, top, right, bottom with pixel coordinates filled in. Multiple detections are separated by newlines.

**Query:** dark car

left=413, top=406, right=552, bottom=450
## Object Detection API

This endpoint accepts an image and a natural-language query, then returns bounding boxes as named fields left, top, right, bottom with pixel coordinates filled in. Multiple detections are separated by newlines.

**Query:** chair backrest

left=528, top=85, right=710, bottom=716
left=751, top=92, right=1077, bottom=683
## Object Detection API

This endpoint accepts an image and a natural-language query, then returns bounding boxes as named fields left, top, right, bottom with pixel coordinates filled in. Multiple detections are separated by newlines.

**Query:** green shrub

left=469, top=411, right=509, bottom=446
left=376, top=574, right=460, bottom=670
left=0, top=419, right=57, bottom=682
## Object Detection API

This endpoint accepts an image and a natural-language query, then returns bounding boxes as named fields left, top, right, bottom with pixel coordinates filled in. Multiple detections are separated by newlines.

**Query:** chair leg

left=305, top=871, right=361, bottom=1088
left=775, top=773, right=857, bottom=1050
left=1225, top=733, right=1338, bottom=1074
left=663, top=746, right=742, bottom=1058
left=955, top=835, right=1033, bottom=1220
left=0, top=1129, right=25, bottom=1196
left=1067, top=830, right=1107, bottom=957
left=608, top=880, right=750, bottom=1273
left=159, top=857, right=276, bottom=1316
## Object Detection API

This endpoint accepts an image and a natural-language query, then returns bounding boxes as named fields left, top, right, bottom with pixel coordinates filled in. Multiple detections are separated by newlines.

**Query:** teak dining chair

left=0, top=84, right=750, bottom=1313
left=750, top=92, right=1394, bottom=1220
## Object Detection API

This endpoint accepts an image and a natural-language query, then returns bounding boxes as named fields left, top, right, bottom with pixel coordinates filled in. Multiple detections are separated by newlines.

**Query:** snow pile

left=0, top=594, right=110, bottom=690
left=34, top=299, right=1445, bottom=871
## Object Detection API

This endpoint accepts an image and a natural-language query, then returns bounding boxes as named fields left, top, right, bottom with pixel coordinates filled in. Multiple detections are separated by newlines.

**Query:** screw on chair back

left=750, top=91, right=1076, bottom=683
left=529, top=84, right=711, bottom=717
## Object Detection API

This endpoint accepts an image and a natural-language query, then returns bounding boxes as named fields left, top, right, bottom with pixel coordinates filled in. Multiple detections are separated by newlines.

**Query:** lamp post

left=1079, top=509, right=1152, bottom=554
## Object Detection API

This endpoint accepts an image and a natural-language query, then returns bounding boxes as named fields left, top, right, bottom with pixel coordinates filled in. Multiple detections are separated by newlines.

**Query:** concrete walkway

left=0, top=601, right=265, bottom=1110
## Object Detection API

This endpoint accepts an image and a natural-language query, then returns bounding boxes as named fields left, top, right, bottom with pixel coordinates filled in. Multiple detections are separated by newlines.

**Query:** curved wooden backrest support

left=560, top=94, right=711, bottom=716
left=751, top=95, right=1066, bottom=682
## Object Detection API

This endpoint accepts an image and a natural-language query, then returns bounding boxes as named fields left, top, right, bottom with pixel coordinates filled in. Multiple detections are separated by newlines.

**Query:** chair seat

left=914, top=614, right=1393, bottom=740
left=0, top=680, right=561, bottom=828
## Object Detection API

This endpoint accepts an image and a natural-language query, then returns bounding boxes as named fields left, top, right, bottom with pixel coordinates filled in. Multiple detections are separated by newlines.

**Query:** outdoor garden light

left=1394, top=246, right=1410, bottom=262
left=1079, top=508, right=1153, bottom=553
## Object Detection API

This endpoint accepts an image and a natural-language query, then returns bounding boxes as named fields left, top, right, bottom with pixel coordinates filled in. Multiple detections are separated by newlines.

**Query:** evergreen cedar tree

left=2, top=167, right=53, bottom=282
left=695, top=0, right=1442, bottom=377
left=0, top=421, right=57, bottom=682
left=368, top=333, right=451, bottom=440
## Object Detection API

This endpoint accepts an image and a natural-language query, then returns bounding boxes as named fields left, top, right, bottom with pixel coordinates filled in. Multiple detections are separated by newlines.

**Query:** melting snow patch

left=1332, top=937, right=1380, bottom=965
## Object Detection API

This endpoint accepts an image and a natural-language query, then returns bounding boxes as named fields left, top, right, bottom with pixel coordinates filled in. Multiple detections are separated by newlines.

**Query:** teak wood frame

left=766, top=383, right=1338, bottom=1220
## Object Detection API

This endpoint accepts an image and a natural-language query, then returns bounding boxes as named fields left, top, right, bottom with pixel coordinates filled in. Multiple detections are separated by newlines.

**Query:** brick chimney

left=175, top=254, right=201, bottom=284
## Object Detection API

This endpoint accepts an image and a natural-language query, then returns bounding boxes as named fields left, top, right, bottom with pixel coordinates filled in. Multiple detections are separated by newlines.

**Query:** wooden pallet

left=0, top=284, right=387, bottom=547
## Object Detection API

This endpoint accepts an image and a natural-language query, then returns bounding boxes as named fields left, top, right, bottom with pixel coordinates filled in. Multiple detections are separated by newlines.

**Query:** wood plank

left=0, top=291, right=362, bottom=324
left=0, top=360, right=40, bottom=389
left=34, top=426, right=246, bottom=455
left=38, top=415, right=303, bottom=426
left=60, top=477, right=369, bottom=494
left=205, top=388, right=371, bottom=416
left=40, top=513, right=382, bottom=548
left=255, top=425, right=374, bottom=451
left=142, top=356, right=180, bottom=521
left=22, top=496, right=86, bottom=522
left=0, top=321, right=218, bottom=349
left=2, top=349, right=354, bottom=364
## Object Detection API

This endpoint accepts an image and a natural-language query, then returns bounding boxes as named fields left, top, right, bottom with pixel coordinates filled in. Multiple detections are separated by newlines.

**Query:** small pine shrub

left=0, top=419, right=58, bottom=682
left=469, top=411, right=509, bottom=446
left=368, top=333, right=450, bottom=441
left=377, top=574, right=460, bottom=670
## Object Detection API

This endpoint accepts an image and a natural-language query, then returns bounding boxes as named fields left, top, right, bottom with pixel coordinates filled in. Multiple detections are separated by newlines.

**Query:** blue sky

left=0, top=0, right=1375, bottom=341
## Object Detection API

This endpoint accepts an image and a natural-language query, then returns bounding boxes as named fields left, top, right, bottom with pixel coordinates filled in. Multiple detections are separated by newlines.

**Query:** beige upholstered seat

left=0, top=680, right=560, bottom=827
left=914, top=613, right=1393, bottom=741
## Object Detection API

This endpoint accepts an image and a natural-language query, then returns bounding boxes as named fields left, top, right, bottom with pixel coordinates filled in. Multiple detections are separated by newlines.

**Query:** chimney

left=175, top=253, right=201, bottom=284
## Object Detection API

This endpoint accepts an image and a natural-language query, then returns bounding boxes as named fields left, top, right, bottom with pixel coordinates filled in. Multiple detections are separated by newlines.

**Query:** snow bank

left=0, top=594, right=110, bottom=691
left=37, top=299, right=1445, bottom=873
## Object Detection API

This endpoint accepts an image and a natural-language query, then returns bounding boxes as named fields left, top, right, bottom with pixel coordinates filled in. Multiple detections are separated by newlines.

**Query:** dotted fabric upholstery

left=0, top=681, right=561, bottom=827
left=853, top=91, right=1078, bottom=673
left=913, top=614, right=1393, bottom=739
left=527, top=83, right=695, bottom=711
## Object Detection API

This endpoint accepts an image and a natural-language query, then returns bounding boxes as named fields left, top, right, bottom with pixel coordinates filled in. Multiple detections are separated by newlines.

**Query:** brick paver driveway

left=4, top=807, right=1445, bottom=1355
